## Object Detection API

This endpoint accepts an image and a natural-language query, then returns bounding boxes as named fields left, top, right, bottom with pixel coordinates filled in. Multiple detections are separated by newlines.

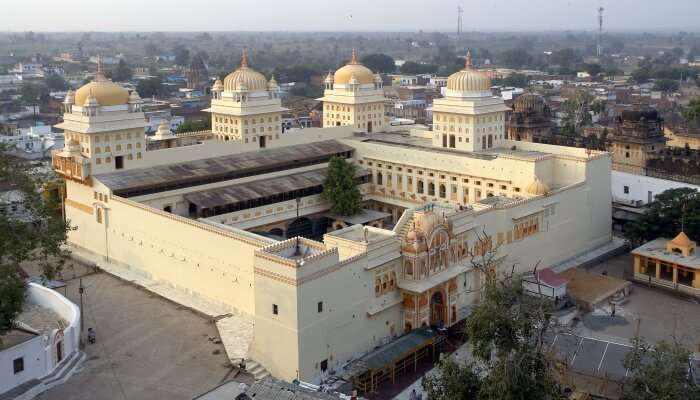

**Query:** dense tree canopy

left=0, top=146, right=71, bottom=337
left=492, top=73, right=529, bottom=88
left=136, top=76, right=164, bottom=98
left=45, top=73, right=69, bottom=91
left=624, top=188, right=700, bottom=244
left=360, top=53, right=395, bottom=73
left=499, top=48, right=533, bottom=68
left=683, top=97, right=700, bottom=123
left=109, top=59, right=133, bottom=82
left=175, top=119, right=211, bottom=133
left=622, top=339, right=700, bottom=400
left=20, top=82, right=49, bottom=104
left=399, top=61, right=437, bottom=75
left=322, top=156, right=361, bottom=216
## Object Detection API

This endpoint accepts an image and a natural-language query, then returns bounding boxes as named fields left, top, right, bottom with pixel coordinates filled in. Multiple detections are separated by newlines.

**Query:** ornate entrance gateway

left=430, top=291, right=446, bottom=326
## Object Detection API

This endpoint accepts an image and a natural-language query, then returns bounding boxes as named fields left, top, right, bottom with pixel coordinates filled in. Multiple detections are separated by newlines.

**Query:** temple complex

left=52, top=49, right=612, bottom=384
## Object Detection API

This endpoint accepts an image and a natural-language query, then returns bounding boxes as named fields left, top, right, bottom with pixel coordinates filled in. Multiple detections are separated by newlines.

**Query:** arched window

left=417, top=180, right=424, bottom=194
left=439, top=184, right=446, bottom=198
left=428, top=182, right=435, bottom=196
left=376, top=172, right=383, bottom=186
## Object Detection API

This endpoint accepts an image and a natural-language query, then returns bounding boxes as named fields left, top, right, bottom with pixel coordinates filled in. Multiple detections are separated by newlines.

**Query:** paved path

left=70, top=248, right=255, bottom=365
left=33, top=271, right=237, bottom=400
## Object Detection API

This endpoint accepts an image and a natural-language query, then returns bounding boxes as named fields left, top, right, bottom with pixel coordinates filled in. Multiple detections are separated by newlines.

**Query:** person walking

left=610, top=302, right=616, bottom=317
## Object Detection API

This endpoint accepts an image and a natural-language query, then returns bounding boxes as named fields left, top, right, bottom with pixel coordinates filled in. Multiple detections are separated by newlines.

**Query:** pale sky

left=4, top=0, right=699, bottom=32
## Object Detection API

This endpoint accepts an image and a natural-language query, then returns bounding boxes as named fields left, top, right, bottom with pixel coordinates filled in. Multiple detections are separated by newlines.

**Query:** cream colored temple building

left=53, top=51, right=612, bottom=383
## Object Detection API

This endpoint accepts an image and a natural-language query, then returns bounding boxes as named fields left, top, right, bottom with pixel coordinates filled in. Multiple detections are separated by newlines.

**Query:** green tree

left=493, top=73, right=529, bottom=88
left=499, top=48, right=533, bottom=68
left=582, top=63, right=603, bottom=76
left=0, top=145, right=71, bottom=337
left=422, top=357, right=482, bottom=400
left=624, top=188, right=700, bottom=244
left=360, top=53, right=395, bottom=73
left=654, top=78, right=680, bottom=93
left=45, top=74, right=69, bottom=91
left=175, top=119, right=211, bottom=133
left=136, top=77, right=163, bottom=98
left=322, top=156, right=361, bottom=216
left=399, top=61, right=437, bottom=75
left=683, top=97, right=700, bottom=123
left=109, top=59, right=133, bottom=82
left=551, top=48, right=580, bottom=69
left=20, top=82, right=49, bottom=104
left=173, top=44, right=190, bottom=66
left=622, top=338, right=700, bottom=400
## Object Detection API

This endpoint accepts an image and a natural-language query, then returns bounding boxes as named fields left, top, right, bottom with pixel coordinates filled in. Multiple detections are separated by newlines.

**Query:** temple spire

left=350, top=48, right=359, bottom=64
left=95, top=56, right=105, bottom=81
left=241, top=48, right=249, bottom=68
left=465, top=49, right=473, bottom=70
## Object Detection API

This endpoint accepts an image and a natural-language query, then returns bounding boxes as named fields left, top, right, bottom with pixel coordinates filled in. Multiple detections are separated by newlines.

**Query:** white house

left=0, top=283, right=81, bottom=397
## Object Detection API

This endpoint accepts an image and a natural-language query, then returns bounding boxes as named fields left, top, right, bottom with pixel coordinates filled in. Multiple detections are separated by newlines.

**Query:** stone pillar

left=634, top=256, right=640, bottom=274
left=656, top=260, right=661, bottom=280
left=673, top=265, right=678, bottom=284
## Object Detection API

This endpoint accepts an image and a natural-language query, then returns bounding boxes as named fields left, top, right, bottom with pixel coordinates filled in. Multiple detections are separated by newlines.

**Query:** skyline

left=3, top=0, right=700, bottom=33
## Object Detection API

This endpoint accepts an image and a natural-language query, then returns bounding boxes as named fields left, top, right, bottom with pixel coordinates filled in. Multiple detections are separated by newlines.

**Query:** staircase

left=0, top=350, right=86, bottom=400
left=394, top=208, right=415, bottom=238
left=245, top=359, right=271, bottom=381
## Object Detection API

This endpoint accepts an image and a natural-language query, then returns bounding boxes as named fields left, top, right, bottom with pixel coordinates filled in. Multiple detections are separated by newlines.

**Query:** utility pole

left=457, top=6, right=463, bottom=36
left=79, top=278, right=85, bottom=345
left=597, top=7, right=605, bottom=57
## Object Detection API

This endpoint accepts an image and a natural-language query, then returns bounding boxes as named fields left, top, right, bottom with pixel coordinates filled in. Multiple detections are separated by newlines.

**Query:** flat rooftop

left=631, top=238, right=700, bottom=269
left=354, top=131, right=548, bottom=161
left=96, top=140, right=353, bottom=197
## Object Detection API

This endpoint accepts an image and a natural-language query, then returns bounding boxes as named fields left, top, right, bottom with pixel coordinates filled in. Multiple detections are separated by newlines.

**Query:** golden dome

left=526, top=179, right=550, bottom=196
left=447, top=50, right=491, bottom=92
left=223, top=49, right=268, bottom=92
left=75, top=61, right=129, bottom=106
left=333, top=49, right=375, bottom=85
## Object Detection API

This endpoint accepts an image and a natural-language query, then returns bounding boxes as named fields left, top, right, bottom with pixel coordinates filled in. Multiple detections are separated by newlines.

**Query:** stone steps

left=245, top=359, right=271, bottom=381
left=0, top=350, right=86, bottom=400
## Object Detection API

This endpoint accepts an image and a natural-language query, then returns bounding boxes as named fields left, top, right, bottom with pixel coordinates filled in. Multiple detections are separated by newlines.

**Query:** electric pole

left=597, top=7, right=605, bottom=57
left=457, top=6, right=463, bottom=36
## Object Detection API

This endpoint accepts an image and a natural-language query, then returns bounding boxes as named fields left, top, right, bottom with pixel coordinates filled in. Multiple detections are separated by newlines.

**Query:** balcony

left=51, top=151, right=91, bottom=184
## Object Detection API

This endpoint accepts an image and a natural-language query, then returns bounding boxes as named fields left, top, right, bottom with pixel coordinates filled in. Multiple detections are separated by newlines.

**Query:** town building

left=318, top=50, right=387, bottom=132
left=0, top=283, right=81, bottom=397
left=52, top=49, right=612, bottom=385
left=631, top=232, right=700, bottom=296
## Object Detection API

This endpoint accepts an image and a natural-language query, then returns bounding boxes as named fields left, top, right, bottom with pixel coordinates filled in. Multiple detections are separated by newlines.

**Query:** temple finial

left=465, top=49, right=473, bottom=69
left=241, top=48, right=249, bottom=68
left=96, top=56, right=105, bottom=81
left=351, top=48, right=359, bottom=64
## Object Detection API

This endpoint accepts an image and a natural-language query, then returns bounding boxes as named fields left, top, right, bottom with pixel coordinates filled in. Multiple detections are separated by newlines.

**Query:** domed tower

left=508, top=93, right=553, bottom=142
left=53, top=57, right=147, bottom=182
left=317, top=49, right=387, bottom=133
left=205, top=49, right=288, bottom=147
left=432, top=50, right=509, bottom=152
left=609, top=105, right=666, bottom=174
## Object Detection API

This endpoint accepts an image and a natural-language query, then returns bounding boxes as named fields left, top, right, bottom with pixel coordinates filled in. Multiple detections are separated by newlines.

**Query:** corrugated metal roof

left=96, top=140, right=353, bottom=195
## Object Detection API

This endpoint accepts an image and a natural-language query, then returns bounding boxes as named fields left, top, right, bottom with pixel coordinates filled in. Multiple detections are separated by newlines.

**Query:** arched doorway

left=487, top=134, right=493, bottom=148
left=367, top=121, right=373, bottom=133
left=430, top=291, right=446, bottom=327
left=287, top=217, right=313, bottom=238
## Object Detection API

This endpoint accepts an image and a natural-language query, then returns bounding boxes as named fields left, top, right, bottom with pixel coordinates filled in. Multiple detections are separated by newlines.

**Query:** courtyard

left=576, top=253, right=700, bottom=350
left=24, top=261, right=248, bottom=400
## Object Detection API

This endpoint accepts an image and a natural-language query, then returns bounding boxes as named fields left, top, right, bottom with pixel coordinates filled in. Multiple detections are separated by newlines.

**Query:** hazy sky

left=5, top=0, right=700, bottom=32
